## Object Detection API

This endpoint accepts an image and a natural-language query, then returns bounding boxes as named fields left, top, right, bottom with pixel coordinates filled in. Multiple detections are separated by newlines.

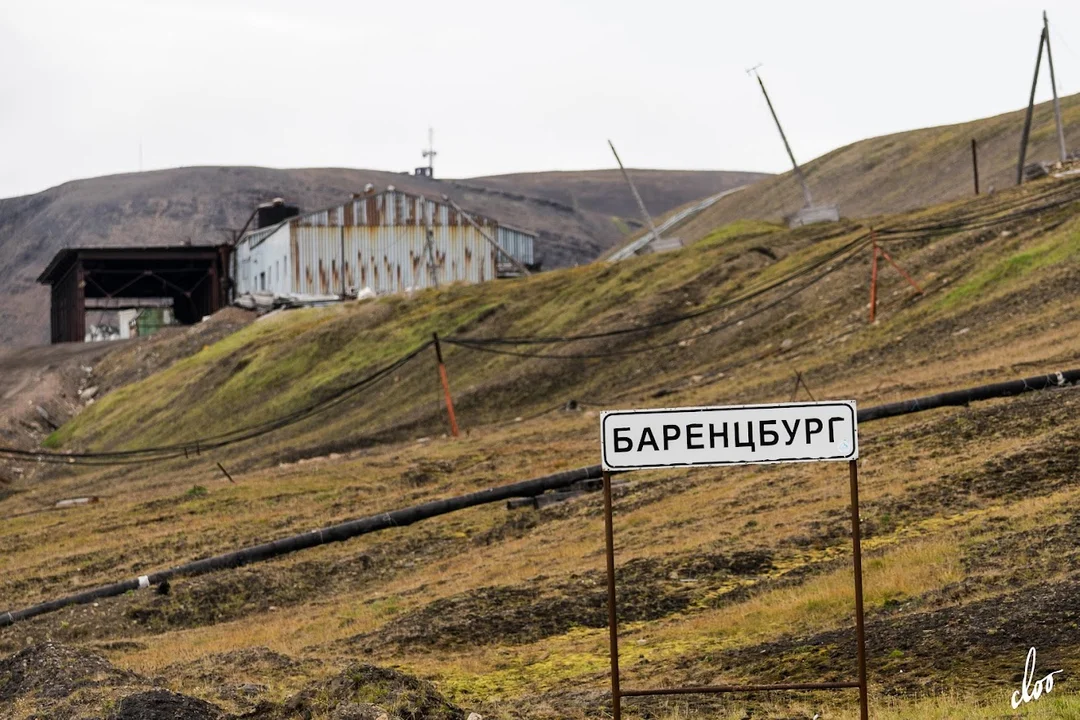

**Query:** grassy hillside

left=1, top=176, right=1080, bottom=719
left=0, top=166, right=762, bottom=348
left=662, top=93, right=1080, bottom=247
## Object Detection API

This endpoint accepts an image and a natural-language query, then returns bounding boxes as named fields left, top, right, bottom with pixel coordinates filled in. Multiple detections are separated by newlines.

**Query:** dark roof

left=37, top=245, right=223, bottom=284
left=241, top=188, right=539, bottom=243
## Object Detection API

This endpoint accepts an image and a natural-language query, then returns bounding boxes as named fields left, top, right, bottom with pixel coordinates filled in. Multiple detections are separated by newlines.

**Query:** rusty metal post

left=868, top=232, right=879, bottom=324
left=971, top=139, right=980, bottom=195
left=876, top=246, right=923, bottom=295
left=602, top=469, right=622, bottom=720
left=432, top=333, right=460, bottom=438
left=848, top=460, right=869, bottom=720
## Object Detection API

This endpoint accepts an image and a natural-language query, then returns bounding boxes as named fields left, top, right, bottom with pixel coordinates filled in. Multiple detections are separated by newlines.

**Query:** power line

left=5, top=178, right=1076, bottom=466
left=450, top=232, right=872, bottom=348
left=0, top=342, right=433, bottom=466
left=4, top=367, right=1077, bottom=628
left=445, top=237, right=871, bottom=360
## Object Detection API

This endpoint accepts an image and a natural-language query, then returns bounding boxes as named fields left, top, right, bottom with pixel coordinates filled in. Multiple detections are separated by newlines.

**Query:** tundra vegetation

left=1, top=177, right=1080, bottom=719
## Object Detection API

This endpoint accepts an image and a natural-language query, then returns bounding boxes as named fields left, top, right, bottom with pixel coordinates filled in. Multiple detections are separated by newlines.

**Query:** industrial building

left=233, top=189, right=536, bottom=298
left=37, top=189, right=536, bottom=343
left=37, top=246, right=227, bottom=344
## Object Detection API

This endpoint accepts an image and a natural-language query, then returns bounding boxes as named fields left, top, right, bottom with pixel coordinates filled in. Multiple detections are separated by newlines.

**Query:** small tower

left=416, top=127, right=437, bottom=178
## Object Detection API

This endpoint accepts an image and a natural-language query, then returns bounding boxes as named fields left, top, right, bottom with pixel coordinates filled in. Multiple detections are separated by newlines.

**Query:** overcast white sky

left=1, top=0, right=1079, bottom=199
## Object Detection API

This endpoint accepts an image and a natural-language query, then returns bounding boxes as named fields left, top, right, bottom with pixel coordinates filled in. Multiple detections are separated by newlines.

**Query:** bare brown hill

left=0, top=166, right=765, bottom=348
left=464, top=168, right=767, bottom=218
left=668, top=92, right=1080, bottom=245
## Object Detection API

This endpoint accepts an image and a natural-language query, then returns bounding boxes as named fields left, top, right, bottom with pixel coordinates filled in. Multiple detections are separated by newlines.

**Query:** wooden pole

left=1018, top=28, right=1047, bottom=185
left=868, top=232, right=879, bottom=324
left=751, top=68, right=814, bottom=208
left=432, top=333, right=459, bottom=437
left=608, top=139, right=663, bottom=251
left=423, top=198, right=439, bottom=290
left=971, top=138, right=980, bottom=195
left=1044, top=11, right=1068, bottom=164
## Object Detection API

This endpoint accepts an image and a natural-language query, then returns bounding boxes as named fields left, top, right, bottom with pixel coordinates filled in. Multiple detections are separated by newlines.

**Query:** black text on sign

left=601, top=401, right=858, bottom=471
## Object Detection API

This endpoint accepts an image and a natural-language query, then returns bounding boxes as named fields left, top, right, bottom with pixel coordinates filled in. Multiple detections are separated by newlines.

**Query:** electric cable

left=4, top=178, right=1076, bottom=466
left=444, top=236, right=871, bottom=360
left=0, top=341, right=433, bottom=465
left=449, top=232, right=872, bottom=347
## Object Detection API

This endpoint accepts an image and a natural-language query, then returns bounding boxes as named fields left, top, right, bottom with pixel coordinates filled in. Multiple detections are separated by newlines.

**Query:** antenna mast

left=422, top=127, right=437, bottom=177
left=748, top=65, right=813, bottom=208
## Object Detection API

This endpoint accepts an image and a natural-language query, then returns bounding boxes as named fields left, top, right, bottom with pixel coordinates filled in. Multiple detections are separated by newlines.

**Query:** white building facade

left=233, top=190, right=536, bottom=298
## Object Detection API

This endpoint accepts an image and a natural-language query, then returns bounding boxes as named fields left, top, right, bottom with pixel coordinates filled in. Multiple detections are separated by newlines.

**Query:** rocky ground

left=0, top=642, right=474, bottom=720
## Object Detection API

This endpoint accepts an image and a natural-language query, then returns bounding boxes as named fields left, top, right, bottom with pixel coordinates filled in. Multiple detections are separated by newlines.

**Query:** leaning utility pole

left=1044, top=11, right=1068, bottom=163
left=1018, top=26, right=1048, bottom=184
left=608, top=139, right=662, bottom=250
left=748, top=65, right=813, bottom=208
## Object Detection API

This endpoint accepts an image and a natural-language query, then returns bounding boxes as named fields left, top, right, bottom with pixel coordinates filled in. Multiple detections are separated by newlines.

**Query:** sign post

left=599, top=401, right=868, bottom=720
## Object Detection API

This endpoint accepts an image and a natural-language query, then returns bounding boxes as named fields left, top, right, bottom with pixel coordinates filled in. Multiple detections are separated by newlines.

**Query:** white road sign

left=601, top=401, right=858, bottom=471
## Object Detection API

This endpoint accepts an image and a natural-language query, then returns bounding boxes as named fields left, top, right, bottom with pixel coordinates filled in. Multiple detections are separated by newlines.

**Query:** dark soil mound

left=361, top=551, right=774, bottom=650
left=109, top=689, right=224, bottom=720
left=0, top=642, right=142, bottom=702
left=700, top=573, right=1080, bottom=694
left=281, top=663, right=463, bottom=720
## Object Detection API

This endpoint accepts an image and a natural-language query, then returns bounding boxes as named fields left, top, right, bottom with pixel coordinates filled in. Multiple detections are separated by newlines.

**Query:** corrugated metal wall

left=291, top=224, right=497, bottom=296
left=237, top=190, right=536, bottom=297
left=496, top=226, right=535, bottom=266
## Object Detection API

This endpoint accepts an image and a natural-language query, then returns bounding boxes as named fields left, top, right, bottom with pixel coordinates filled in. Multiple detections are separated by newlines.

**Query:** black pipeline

left=0, top=465, right=602, bottom=628
left=856, top=369, right=1080, bottom=422
left=2, top=367, right=1077, bottom=628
